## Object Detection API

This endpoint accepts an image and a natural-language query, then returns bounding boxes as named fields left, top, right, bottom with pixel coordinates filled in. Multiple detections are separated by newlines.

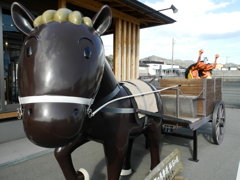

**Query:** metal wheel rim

left=212, top=101, right=226, bottom=145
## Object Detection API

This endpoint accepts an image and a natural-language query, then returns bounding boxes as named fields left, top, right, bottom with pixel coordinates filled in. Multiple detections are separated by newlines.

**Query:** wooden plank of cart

left=159, top=78, right=226, bottom=162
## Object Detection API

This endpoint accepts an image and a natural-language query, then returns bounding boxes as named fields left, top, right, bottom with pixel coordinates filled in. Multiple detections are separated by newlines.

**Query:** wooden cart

left=159, top=78, right=225, bottom=162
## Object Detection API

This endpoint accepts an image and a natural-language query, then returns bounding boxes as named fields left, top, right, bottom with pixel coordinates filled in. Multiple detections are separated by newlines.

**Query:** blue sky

left=102, top=0, right=240, bottom=64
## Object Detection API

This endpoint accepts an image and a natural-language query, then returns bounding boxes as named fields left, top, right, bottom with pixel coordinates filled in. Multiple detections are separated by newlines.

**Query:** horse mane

left=185, top=63, right=196, bottom=79
left=33, top=8, right=92, bottom=27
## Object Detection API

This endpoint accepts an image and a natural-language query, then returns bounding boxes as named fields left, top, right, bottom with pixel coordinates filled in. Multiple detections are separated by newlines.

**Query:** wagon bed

left=158, top=78, right=225, bottom=161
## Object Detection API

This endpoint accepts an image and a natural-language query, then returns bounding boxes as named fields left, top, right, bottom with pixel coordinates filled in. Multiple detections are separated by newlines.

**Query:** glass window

left=1, top=8, right=25, bottom=111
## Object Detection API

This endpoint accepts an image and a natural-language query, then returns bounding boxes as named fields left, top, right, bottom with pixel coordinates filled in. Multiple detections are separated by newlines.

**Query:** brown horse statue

left=12, top=2, right=163, bottom=180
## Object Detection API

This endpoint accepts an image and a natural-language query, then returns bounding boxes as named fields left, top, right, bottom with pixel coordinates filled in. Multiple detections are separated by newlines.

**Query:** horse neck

left=95, top=60, right=118, bottom=101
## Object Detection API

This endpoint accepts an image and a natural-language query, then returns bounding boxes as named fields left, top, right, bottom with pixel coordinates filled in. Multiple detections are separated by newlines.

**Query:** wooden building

left=0, top=0, right=175, bottom=128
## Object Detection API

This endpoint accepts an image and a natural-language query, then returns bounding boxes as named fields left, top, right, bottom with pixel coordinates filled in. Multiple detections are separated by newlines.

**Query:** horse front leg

left=121, top=138, right=134, bottom=176
left=54, top=134, right=89, bottom=180
left=144, top=117, right=162, bottom=170
left=103, top=137, right=129, bottom=180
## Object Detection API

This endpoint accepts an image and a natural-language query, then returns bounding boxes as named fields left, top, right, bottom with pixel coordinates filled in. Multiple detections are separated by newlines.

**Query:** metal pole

left=226, top=56, right=229, bottom=70
left=193, top=130, right=199, bottom=162
left=172, top=38, right=174, bottom=74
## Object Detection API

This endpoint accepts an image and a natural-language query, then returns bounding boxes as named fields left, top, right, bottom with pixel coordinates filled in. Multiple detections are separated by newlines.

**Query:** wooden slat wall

left=134, top=25, right=140, bottom=80
left=130, top=24, right=136, bottom=79
left=206, top=78, right=222, bottom=116
left=160, top=78, right=222, bottom=117
left=160, top=79, right=204, bottom=116
left=215, top=78, right=222, bottom=102
left=126, top=22, right=131, bottom=80
left=160, top=79, right=204, bottom=96
left=114, top=19, right=140, bottom=81
left=114, top=18, right=122, bottom=80
left=121, top=20, right=127, bottom=81
left=206, top=79, right=215, bottom=116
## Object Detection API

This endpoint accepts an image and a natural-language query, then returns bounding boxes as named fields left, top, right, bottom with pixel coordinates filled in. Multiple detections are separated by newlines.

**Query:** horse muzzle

left=18, top=96, right=90, bottom=148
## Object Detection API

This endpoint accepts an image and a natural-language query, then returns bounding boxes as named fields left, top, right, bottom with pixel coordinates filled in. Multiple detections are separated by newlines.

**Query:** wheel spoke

left=218, top=108, right=222, bottom=119
left=215, top=120, right=220, bottom=128
left=220, top=126, right=225, bottom=136
left=220, top=107, right=224, bottom=118
left=216, top=126, right=220, bottom=140
left=212, top=101, right=225, bottom=144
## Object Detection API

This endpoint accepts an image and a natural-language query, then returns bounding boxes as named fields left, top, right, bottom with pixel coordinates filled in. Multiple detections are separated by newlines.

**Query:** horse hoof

left=120, top=169, right=132, bottom=176
left=78, top=168, right=90, bottom=180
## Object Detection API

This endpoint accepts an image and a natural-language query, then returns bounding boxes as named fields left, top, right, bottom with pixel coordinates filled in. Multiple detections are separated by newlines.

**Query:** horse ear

left=11, top=2, right=35, bottom=36
left=92, top=5, right=112, bottom=36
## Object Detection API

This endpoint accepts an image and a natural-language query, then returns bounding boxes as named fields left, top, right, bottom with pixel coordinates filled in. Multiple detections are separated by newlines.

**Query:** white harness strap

left=18, top=95, right=92, bottom=105
left=90, top=85, right=180, bottom=117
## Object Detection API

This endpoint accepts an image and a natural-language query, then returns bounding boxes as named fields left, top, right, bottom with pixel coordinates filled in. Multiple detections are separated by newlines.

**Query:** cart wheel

left=212, top=101, right=226, bottom=145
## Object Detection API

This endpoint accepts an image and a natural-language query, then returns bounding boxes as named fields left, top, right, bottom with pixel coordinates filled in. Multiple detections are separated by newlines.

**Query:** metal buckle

left=17, top=106, right=23, bottom=119
left=87, top=107, right=93, bottom=118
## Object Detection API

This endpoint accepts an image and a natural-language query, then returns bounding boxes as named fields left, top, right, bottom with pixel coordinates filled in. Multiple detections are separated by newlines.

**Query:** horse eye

left=27, top=45, right=33, bottom=57
left=84, top=47, right=91, bottom=59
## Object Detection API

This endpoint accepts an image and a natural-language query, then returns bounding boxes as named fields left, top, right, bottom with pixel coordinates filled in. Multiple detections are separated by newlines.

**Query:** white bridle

left=18, top=95, right=92, bottom=106
left=17, top=95, right=93, bottom=119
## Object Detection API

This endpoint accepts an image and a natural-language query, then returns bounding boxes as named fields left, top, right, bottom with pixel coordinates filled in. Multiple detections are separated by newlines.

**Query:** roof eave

left=118, top=0, right=176, bottom=24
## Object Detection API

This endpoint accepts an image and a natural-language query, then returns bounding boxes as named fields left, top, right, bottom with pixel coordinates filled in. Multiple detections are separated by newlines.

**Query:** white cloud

left=144, top=0, right=239, bottom=35
left=225, top=42, right=240, bottom=48
left=139, top=0, right=240, bottom=63
left=102, top=0, right=240, bottom=64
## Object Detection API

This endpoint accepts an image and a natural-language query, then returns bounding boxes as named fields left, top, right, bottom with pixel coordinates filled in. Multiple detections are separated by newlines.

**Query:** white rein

left=88, top=85, right=180, bottom=118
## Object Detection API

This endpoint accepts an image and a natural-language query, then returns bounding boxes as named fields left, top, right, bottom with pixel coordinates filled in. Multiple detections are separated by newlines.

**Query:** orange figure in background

left=201, top=54, right=219, bottom=79
left=187, top=49, right=205, bottom=79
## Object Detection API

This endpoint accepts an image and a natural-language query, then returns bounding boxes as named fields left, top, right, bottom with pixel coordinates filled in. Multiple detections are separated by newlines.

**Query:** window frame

left=0, top=3, right=23, bottom=113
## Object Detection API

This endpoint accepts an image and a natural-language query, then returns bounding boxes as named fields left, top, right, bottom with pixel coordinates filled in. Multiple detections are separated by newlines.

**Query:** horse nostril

left=28, top=108, right=33, bottom=115
left=73, top=108, right=79, bottom=117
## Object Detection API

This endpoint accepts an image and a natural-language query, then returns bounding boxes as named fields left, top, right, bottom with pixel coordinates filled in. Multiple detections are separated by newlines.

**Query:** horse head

left=11, top=2, right=112, bottom=148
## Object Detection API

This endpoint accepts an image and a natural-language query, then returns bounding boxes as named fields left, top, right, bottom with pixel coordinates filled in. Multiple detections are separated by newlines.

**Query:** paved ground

left=0, top=108, right=239, bottom=180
